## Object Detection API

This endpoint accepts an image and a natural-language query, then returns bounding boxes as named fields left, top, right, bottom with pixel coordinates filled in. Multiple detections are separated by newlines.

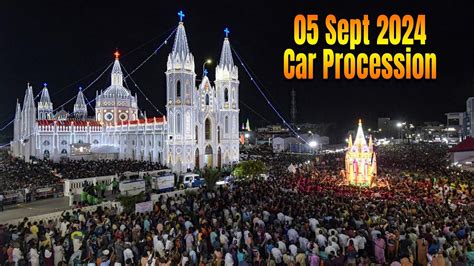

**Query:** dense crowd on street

left=0, top=143, right=473, bottom=265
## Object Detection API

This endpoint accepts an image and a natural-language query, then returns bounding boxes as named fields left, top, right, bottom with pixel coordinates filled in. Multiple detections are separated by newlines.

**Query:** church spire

left=15, top=99, right=21, bottom=119
left=73, top=87, right=88, bottom=119
left=38, top=83, right=53, bottom=119
left=13, top=99, right=22, bottom=142
left=219, top=28, right=234, bottom=68
left=216, top=28, right=238, bottom=80
left=111, top=50, right=123, bottom=86
left=171, top=12, right=190, bottom=57
left=39, top=83, right=51, bottom=103
left=24, top=83, right=35, bottom=109
left=167, top=10, right=194, bottom=72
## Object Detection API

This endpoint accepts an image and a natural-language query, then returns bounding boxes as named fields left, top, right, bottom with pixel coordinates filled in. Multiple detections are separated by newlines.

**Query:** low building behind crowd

left=448, top=137, right=474, bottom=168
left=272, top=133, right=329, bottom=153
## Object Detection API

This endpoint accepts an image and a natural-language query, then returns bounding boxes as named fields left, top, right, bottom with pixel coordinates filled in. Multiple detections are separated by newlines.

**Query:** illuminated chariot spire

left=345, top=119, right=377, bottom=186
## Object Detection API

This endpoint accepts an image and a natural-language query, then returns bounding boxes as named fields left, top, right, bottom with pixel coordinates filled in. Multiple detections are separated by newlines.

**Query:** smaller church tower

left=11, top=99, right=22, bottom=156
left=37, top=83, right=53, bottom=120
left=20, top=83, right=37, bottom=161
left=214, top=28, right=240, bottom=165
left=73, top=87, right=88, bottom=119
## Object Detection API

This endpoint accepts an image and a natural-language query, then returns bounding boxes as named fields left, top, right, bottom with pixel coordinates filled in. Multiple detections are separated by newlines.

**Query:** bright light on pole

left=202, top=59, right=212, bottom=77
left=244, top=133, right=250, bottom=138
left=396, top=122, right=402, bottom=128
left=309, top=141, right=317, bottom=148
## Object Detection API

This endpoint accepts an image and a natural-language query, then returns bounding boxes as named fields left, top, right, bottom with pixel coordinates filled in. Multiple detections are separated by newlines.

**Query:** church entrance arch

left=204, top=145, right=213, bottom=167
left=195, top=148, right=200, bottom=169
left=217, top=147, right=222, bottom=168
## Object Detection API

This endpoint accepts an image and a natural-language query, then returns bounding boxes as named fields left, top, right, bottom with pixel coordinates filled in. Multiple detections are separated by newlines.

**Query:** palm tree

left=201, top=167, right=221, bottom=190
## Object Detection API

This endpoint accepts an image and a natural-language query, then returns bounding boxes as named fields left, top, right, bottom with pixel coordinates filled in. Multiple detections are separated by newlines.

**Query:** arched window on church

left=176, top=80, right=181, bottom=97
left=43, top=140, right=50, bottom=146
left=205, top=94, right=210, bottom=105
left=205, top=118, right=211, bottom=140
left=177, top=113, right=182, bottom=134
left=195, top=125, right=199, bottom=143
left=217, top=126, right=221, bottom=143
left=185, top=81, right=190, bottom=103
left=225, top=116, right=229, bottom=134
left=224, top=88, right=229, bottom=102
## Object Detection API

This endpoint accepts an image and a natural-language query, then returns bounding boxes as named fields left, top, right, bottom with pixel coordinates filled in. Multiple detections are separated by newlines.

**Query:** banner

left=135, top=201, right=153, bottom=213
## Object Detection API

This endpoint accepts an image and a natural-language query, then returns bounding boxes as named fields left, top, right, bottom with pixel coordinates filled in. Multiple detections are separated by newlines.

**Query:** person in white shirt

left=355, top=234, right=367, bottom=253
left=287, top=228, right=299, bottom=243
left=224, top=252, right=234, bottom=266
left=316, top=232, right=327, bottom=248
left=289, top=244, right=298, bottom=257
left=309, top=218, right=319, bottom=233
left=12, top=246, right=23, bottom=266
left=123, top=244, right=134, bottom=264
left=29, top=247, right=40, bottom=266
left=338, top=232, right=349, bottom=251
left=271, top=247, right=283, bottom=263
left=277, top=240, right=287, bottom=254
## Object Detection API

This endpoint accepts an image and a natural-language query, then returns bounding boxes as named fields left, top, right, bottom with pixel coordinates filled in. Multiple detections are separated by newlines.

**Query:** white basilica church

left=10, top=19, right=240, bottom=172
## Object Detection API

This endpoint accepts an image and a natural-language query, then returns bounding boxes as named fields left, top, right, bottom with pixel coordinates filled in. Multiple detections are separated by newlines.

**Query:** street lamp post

left=396, top=122, right=403, bottom=143
left=202, top=59, right=212, bottom=77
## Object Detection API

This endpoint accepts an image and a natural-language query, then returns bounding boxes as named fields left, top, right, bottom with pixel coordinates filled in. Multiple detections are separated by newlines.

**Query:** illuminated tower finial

left=224, top=27, right=230, bottom=38
left=178, top=10, right=185, bottom=22
left=358, top=118, right=362, bottom=126
left=114, top=50, right=120, bottom=60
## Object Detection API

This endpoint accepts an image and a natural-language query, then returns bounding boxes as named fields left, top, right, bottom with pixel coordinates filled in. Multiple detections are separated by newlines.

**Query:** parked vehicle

left=119, top=179, right=146, bottom=196
left=178, top=173, right=205, bottom=188
left=151, top=173, right=175, bottom=193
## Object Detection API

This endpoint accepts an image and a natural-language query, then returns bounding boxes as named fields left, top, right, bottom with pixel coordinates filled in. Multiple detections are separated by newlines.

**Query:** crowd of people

left=0, top=143, right=473, bottom=265
left=0, top=153, right=164, bottom=194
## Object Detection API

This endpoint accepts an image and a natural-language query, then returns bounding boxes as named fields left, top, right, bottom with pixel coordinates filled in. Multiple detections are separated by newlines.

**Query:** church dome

left=103, top=84, right=131, bottom=97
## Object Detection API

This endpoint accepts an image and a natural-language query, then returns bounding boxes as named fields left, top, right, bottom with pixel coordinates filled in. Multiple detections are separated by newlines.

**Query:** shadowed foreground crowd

left=0, top=143, right=473, bottom=265
left=0, top=157, right=163, bottom=192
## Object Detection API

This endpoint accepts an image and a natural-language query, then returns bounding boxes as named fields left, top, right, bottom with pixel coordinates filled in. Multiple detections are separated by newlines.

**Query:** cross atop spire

left=178, top=10, right=185, bottom=22
left=203, top=69, right=208, bottom=76
left=114, top=50, right=120, bottom=60
left=224, top=27, right=230, bottom=38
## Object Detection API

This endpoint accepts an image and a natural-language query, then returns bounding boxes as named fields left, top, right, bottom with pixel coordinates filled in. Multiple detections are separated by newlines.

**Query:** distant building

left=448, top=137, right=474, bottom=164
left=272, top=133, right=329, bottom=153
left=466, top=97, right=474, bottom=136
left=445, top=112, right=465, bottom=143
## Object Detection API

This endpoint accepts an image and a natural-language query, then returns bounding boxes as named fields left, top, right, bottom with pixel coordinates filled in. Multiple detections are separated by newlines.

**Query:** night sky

left=1, top=0, right=472, bottom=141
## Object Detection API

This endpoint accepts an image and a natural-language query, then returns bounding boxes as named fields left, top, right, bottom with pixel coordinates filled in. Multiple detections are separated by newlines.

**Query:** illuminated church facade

left=10, top=19, right=240, bottom=173
left=345, top=120, right=377, bottom=186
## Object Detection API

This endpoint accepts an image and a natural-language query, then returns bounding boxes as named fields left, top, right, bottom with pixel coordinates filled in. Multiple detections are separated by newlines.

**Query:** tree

left=232, top=160, right=267, bottom=180
left=201, top=167, right=221, bottom=190
left=117, top=192, right=146, bottom=213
